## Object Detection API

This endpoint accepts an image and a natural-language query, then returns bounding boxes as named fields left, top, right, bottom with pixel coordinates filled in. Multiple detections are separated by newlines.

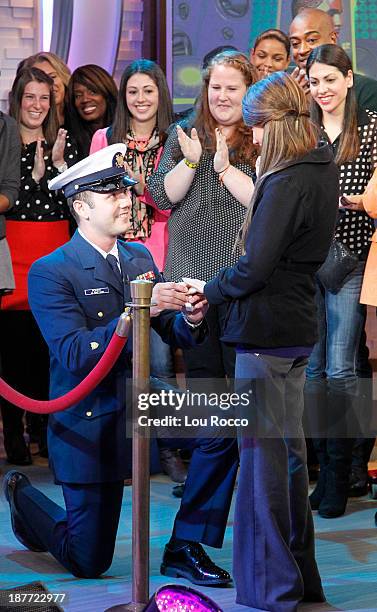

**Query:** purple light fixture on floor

left=143, top=584, right=223, bottom=612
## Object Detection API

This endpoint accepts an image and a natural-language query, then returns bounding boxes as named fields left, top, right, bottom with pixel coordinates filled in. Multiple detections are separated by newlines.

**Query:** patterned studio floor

left=0, top=458, right=377, bottom=612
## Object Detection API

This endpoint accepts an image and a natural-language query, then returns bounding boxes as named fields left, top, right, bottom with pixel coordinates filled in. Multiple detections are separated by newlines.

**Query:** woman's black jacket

left=204, top=145, right=339, bottom=347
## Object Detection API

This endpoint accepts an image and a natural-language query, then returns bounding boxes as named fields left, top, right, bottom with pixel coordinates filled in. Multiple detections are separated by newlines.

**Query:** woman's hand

left=52, top=128, right=68, bottom=168
left=32, top=138, right=46, bottom=183
left=183, top=292, right=208, bottom=324
left=214, top=128, right=230, bottom=173
left=124, top=162, right=145, bottom=196
left=339, top=194, right=364, bottom=211
left=176, top=125, right=202, bottom=164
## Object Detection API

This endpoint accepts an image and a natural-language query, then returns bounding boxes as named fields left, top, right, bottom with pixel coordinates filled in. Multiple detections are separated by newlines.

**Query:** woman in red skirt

left=0, top=67, right=78, bottom=464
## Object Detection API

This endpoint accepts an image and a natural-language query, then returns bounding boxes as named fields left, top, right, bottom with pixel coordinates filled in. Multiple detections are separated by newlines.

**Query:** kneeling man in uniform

left=3, top=144, right=238, bottom=584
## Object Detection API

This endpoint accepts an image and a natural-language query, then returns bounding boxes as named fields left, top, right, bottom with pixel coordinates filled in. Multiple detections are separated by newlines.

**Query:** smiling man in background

left=289, top=7, right=377, bottom=110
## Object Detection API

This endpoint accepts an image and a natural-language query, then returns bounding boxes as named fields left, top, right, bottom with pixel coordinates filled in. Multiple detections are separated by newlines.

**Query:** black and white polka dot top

left=324, top=108, right=377, bottom=257
left=147, top=125, right=255, bottom=282
left=6, top=132, right=78, bottom=222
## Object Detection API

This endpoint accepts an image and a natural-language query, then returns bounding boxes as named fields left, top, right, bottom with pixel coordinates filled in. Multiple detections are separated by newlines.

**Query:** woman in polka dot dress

left=0, top=67, right=77, bottom=465
left=305, top=45, right=377, bottom=518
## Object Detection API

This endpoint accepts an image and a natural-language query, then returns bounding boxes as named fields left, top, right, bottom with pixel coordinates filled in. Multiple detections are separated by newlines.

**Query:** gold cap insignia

left=113, top=152, right=125, bottom=168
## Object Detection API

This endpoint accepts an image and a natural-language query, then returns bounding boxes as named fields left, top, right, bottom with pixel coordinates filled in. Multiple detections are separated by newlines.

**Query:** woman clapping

left=148, top=51, right=258, bottom=381
left=0, top=68, right=77, bottom=464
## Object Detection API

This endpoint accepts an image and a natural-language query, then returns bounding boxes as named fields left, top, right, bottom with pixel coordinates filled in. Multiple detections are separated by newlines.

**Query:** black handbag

left=316, top=240, right=359, bottom=293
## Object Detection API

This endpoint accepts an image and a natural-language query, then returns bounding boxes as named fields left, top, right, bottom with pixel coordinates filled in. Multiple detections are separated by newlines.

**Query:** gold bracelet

left=184, top=158, right=199, bottom=169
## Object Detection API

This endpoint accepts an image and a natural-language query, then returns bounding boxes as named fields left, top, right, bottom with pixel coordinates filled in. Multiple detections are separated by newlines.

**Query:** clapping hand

left=32, top=138, right=45, bottom=183
left=214, top=128, right=230, bottom=173
left=176, top=125, right=202, bottom=164
left=124, top=161, right=145, bottom=196
left=291, top=67, right=310, bottom=95
left=52, top=128, right=68, bottom=168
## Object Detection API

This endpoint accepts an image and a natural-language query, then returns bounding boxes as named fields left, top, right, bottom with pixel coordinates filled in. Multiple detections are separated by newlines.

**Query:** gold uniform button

left=86, top=411, right=92, bottom=417
left=98, top=311, right=104, bottom=318
left=90, top=342, right=99, bottom=350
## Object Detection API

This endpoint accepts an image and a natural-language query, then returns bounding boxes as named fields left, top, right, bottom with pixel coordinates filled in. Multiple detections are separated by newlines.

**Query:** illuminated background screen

left=172, top=0, right=377, bottom=113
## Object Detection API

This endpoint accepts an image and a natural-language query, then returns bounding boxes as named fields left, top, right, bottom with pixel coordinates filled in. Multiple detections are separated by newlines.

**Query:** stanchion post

left=105, top=279, right=153, bottom=612
left=131, top=280, right=153, bottom=608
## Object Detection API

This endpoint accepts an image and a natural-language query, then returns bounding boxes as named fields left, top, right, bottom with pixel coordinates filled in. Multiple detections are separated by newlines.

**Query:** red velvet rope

left=0, top=315, right=130, bottom=414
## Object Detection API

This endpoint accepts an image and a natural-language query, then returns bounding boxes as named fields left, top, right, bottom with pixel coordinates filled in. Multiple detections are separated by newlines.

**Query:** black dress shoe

left=160, top=542, right=231, bottom=586
left=374, top=511, right=377, bottom=527
left=3, top=471, right=47, bottom=552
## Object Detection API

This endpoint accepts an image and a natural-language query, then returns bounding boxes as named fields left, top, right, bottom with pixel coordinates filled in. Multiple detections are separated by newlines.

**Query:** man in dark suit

left=3, top=144, right=238, bottom=584
left=289, top=7, right=377, bottom=111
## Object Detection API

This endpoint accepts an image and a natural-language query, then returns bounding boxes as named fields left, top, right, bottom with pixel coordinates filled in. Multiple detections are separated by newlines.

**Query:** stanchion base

left=104, top=603, right=147, bottom=611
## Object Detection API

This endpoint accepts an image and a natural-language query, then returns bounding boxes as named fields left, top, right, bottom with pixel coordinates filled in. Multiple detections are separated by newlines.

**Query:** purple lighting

left=151, top=585, right=223, bottom=612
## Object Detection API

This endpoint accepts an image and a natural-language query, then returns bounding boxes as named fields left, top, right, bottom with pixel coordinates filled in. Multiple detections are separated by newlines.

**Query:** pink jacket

left=90, top=128, right=170, bottom=272
left=360, top=168, right=377, bottom=306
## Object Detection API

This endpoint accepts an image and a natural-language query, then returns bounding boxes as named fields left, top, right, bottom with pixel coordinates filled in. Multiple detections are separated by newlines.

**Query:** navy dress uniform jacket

left=28, top=231, right=205, bottom=484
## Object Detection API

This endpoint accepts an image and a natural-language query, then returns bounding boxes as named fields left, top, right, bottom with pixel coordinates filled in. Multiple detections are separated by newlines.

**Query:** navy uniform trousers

left=12, top=232, right=239, bottom=578
left=13, top=436, right=238, bottom=578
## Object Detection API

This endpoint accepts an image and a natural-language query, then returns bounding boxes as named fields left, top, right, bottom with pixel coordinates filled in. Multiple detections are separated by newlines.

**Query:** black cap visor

left=63, top=167, right=138, bottom=198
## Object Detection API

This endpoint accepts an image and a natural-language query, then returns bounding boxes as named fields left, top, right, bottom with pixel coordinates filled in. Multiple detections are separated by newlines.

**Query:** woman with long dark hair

left=21, top=52, right=71, bottom=126
left=67, top=64, right=117, bottom=159
left=188, top=71, right=339, bottom=611
left=305, top=44, right=377, bottom=518
left=0, top=67, right=77, bottom=464
left=90, top=60, right=190, bottom=483
left=90, top=59, right=173, bottom=271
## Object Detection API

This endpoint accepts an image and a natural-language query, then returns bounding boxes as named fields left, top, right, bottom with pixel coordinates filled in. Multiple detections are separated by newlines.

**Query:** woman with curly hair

left=148, top=51, right=258, bottom=380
